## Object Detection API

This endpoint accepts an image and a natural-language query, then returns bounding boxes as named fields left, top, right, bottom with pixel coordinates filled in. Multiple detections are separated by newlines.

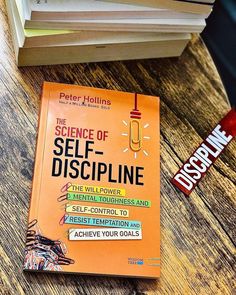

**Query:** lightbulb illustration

left=129, top=93, right=142, bottom=152
left=121, top=93, right=150, bottom=159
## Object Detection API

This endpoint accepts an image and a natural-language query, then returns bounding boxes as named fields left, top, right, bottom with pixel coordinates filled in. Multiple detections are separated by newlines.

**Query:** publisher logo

left=128, top=258, right=144, bottom=266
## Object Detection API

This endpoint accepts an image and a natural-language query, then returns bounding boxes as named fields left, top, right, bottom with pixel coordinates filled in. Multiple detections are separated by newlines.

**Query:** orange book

left=24, top=81, right=160, bottom=278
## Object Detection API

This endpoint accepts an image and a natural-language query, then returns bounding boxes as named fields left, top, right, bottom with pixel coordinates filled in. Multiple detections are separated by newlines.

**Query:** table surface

left=0, top=1, right=235, bottom=294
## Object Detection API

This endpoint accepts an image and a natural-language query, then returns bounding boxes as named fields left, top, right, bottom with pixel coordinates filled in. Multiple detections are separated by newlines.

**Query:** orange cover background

left=27, top=82, right=160, bottom=278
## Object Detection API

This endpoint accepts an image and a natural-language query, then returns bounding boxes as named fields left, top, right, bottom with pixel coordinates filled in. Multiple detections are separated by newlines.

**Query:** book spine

left=22, top=0, right=32, bottom=20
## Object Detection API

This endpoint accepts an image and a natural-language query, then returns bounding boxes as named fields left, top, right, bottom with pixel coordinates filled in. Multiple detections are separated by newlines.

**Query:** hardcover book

left=24, top=82, right=160, bottom=278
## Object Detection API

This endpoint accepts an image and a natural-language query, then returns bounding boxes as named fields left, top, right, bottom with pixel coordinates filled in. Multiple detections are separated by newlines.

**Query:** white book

left=6, top=0, right=191, bottom=66
left=24, top=17, right=206, bottom=33
left=11, top=0, right=193, bottom=48
left=103, top=0, right=214, bottom=14
left=23, top=0, right=208, bottom=20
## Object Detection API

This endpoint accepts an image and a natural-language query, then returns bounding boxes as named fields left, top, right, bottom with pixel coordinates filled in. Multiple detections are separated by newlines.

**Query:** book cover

left=24, top=82, right=160, bottom=278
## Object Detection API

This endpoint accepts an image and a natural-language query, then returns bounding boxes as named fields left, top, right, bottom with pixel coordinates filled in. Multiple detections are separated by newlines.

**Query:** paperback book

left=24, top=0, right=208, bottom=20
left=6, top=0, right=216, bottom=65
left=24, top=82, right=160, bottom=278
left=6, top=0, right=191, bottom=65
left=103, top=0, right=214, bottom=14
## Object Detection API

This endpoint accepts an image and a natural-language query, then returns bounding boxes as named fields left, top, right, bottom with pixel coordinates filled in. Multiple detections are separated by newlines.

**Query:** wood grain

left=0, top=1, right=235, bottom=294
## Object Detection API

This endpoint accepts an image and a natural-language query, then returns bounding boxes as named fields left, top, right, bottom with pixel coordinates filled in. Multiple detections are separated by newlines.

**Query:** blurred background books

left=6, top=0, right=215, bottom=66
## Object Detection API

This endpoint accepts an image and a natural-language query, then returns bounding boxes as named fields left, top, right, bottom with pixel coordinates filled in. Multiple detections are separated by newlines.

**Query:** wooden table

left=0, top=1, right=235, bottom=294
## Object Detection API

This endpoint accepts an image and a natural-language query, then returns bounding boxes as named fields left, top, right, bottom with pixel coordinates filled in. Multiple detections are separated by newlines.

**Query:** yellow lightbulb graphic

left=130, top=119, right=142, bottom=152
left=122, top=94, right=150, bottom=159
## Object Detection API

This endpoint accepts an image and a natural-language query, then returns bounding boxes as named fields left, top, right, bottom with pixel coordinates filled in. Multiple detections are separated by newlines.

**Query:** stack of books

left=6, top=0, right=215, bottom=66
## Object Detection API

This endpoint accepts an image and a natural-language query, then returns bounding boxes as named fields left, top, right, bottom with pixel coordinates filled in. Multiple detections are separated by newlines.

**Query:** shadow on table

left=23, top=270, right=160, bottom=294
left=201, top=0, right=236, bottom=107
